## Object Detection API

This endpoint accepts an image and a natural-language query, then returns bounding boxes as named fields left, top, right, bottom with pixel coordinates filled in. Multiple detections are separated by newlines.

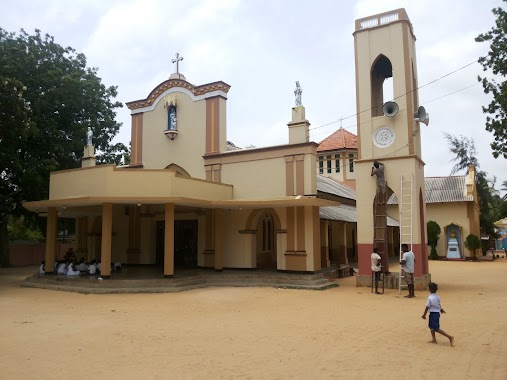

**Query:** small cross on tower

left=171, top=53, right=184, bottom=75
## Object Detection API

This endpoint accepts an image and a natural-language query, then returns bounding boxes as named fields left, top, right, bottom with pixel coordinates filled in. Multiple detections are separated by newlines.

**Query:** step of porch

left=21, top=271, right=338, bottom=294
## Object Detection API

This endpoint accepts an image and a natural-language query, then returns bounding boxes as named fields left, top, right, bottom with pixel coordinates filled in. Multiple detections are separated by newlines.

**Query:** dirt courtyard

left=1, top=260, right=506, bottom=380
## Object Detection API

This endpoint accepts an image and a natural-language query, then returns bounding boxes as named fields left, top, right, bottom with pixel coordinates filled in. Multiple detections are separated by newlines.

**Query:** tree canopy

left=476, top=1, right=507, bottom=159
left=0, top=28, right=128, bottom=266
left=443, top=133, right=504, bottom=238
left=427, top=221, right=441, bottom=260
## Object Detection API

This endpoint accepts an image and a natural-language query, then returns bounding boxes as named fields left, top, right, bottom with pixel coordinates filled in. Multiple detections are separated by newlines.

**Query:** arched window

left=371, top=54, right=393, bottom=117
left=262, top=213, right=274, bottom=252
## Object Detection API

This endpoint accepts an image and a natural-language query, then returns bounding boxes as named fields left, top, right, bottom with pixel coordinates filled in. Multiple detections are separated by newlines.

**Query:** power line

left=309, top=60, right=478, bottom=132
left=310, top=81, right=481, bottom=140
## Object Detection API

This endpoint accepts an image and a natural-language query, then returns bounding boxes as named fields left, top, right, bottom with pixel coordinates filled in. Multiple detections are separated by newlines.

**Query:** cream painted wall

left=356, top=158, right=425, bottom=244
left=304, top=206, right=318, bottom=271
left=218, top=97, right=227, bottom=153
left=318, top=154, right=344, bottom=181
left=220, top=158, right=287, bottom=199
left=304, top=154, right=317, bottom=194
left=142, top=91, right=207, bottom=178
left=49, top=165, right=233, bottom=201
left=221, top=210, right=251, bottom=268
left=317, top=152, right=357, bottom=182
left=219, top=152, right=316, bottom=199
left=219, top=208, right=289, bottom=269
left=345, top=153, right=357, bottom=180
left=355, top=16, right=425, bottom=164
left=356, top=23, right=415, bottom=160
left=426, top=202, right=473, bottom=257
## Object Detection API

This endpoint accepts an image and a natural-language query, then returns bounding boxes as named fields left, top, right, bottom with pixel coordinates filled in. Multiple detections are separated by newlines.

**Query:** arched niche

left=371, top=54, right=393, bottom=117
left=164, top=163, right=191, bottom=178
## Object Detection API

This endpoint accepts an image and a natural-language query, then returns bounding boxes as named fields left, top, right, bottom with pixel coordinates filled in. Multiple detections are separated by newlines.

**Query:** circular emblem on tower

left=373, top=126, right=395, bottom=148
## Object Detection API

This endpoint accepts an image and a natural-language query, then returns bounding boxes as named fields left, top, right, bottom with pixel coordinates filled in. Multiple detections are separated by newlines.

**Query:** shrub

left=464, top=234, right=482, bottom=260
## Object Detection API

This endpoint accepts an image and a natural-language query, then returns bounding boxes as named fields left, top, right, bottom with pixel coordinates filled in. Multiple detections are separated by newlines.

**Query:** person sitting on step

left=67, top=261, right=81, bottom=276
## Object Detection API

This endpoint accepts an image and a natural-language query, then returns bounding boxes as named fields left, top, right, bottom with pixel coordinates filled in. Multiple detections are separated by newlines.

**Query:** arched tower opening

left=371, top=54, right=393, bottom=117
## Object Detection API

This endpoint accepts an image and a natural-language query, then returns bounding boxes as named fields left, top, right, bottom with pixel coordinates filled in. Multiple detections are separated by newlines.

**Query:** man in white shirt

left=371, top=248, right=382, bottom=294
left=400, top=244, right=415, bottom=298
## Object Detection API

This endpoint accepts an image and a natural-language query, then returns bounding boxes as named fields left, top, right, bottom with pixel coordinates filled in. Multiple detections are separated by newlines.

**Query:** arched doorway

left=256, top=212, right=276, bottom=269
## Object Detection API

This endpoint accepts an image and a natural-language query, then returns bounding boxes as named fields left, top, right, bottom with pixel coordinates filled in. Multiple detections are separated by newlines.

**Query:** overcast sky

left=1, top=0, right=505, bottom=193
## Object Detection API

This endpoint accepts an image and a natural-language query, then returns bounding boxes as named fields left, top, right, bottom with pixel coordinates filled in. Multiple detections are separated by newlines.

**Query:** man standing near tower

left=371, top=161, right=386, bottom=201
left=400, top=244, right=415, bottom=298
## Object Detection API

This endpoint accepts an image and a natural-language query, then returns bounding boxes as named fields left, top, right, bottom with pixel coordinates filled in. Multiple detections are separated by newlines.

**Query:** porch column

left=45, top=207, right=57, bottom=274
left=164, top=203, right=175, bottom=278
left=321, top=220, right=330, bottom=268
left=100, top=203, right=112, bottom=278
left=343, top=223, right=349, bottom=265
left=214, top=209, right=223, bottom=271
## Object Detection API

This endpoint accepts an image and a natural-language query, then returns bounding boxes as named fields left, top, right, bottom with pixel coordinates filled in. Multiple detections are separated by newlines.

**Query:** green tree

left=443, top=133, right=501, bottom=237
left=442, top=133, right=478, bottom=175
left=427, top=221, right=441, bottom=260
left=464, top=234, right=482, bottom=260
left=501, top=180, right=507, bottom=201
left=0, top=77, right=34, bottom=266
left=0, top=29, right=128, bottom=266
left=476, top=1, right=507, bottom=159
left=7, top=215, right=43, bottom=241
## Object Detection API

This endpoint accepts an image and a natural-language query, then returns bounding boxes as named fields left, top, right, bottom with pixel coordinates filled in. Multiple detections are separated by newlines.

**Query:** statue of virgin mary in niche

left=167, top=104, right=177, bottom=130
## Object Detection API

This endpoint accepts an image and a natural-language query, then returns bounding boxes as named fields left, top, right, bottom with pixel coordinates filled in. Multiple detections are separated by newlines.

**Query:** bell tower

left=353, top=9, right=430, bottom=288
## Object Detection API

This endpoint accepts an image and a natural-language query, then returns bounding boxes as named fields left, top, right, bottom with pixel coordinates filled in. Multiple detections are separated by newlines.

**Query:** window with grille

left=335, top=154, right=341, bottom=173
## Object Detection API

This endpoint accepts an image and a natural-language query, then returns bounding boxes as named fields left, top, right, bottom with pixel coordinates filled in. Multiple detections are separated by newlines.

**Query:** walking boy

left=421, top=282, right=454, bottom=347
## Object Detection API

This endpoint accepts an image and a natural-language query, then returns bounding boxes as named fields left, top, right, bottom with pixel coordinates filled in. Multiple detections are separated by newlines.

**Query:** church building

left=23, top=8, right=479, bottom=290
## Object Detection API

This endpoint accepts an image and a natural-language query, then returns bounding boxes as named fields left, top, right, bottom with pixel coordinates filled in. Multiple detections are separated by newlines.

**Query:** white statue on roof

left=294, top=81, right=302, bottom=106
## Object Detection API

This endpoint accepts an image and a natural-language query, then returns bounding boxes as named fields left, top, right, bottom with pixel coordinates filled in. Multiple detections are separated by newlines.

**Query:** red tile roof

left=317, top=128, right=357, bottom=152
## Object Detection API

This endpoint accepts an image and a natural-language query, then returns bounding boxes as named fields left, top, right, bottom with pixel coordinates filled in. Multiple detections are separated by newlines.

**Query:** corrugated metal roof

left=317, top=175, right=356, bottom=200
left=320, top=204, right=399, bottom=226
left=388, top=175, right=473, bottom=204
left=425, top=176, right=473, bottom=203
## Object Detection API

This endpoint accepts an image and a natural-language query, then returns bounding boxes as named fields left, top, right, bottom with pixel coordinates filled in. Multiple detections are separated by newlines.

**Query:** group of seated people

left=39, top=255, right=122, bottom=276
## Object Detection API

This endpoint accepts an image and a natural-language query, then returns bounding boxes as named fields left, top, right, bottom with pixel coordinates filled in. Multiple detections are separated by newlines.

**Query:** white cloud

left=1, top=0, right=505, bottom=192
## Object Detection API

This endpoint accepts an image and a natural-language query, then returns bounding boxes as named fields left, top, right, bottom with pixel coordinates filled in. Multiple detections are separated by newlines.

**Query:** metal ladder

left=372, top=183, right=388, bottom=294
left=399, top=174, right=414, bottom=294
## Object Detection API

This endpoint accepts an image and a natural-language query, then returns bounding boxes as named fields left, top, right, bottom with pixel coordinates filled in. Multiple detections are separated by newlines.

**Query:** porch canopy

left=23, top=164, right=336, bottom=213
left=23, top=164, right=338, bottom=278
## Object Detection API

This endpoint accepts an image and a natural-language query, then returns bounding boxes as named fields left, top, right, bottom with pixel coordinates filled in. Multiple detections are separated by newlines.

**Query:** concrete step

left=21, top=272, right=339, bottom=293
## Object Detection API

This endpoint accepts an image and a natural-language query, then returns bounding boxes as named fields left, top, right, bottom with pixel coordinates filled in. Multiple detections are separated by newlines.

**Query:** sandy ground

left=1, top=261, right=507, bottom=380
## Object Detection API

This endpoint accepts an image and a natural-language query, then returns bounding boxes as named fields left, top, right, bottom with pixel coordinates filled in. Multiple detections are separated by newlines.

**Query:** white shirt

left=402, top=251, right=415, bottom=273
left=88, top=264, right=97, bottom=275
left=426, top=293, right=441, bottom=313
left=57, top=263, right=67, bottom=275
left=67, top=264, right=81, bottom=276
left=39, top=264, right=45, bottom=274
left=371, top=252, right=381, bottom=272
left=77, top=263, right=88, bottom=271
